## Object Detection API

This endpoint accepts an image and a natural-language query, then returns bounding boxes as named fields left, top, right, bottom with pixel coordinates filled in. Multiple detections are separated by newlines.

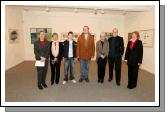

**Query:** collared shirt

left=68, top=40, right=73, bottom=57
left=84, top=34, right=88, bottom=40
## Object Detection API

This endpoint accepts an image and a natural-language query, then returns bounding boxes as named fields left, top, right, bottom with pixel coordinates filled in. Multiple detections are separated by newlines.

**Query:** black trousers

left=108, top=56, right=122, bottom=83
left=97, top=57, right=107, bottom=81
left=36, top=60, right=48, bottom=86
left=127, top=65, right=139, bottom=88
left=50, top=59, right=61, bottom=84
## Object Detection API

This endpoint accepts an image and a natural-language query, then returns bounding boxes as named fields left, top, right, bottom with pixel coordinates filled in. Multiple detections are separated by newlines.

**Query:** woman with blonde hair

left=50, top=33, right=63, bottom=85
left=96, top=33, right=109, bottom=83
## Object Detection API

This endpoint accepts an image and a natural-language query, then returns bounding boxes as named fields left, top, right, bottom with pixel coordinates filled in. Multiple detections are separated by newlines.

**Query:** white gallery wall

left=5, top=6, right=155, bottom=74
left=124, top=10, right=155, bottom=74
left=5, top=6, right=25, bottom=70
left=22, top=10, right=125, bottom=60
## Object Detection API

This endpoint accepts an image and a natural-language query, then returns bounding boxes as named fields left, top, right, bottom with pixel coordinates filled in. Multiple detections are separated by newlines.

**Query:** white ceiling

left=7, top=5, right=154, bottom=15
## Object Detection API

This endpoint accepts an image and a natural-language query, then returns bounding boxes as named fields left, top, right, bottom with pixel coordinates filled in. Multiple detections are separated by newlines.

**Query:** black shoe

left=38, top=85, right=43, bottom=90
left=55, top=80, right=59, bottom=84
left=127, top=86, right=134, bottom=89
left=127, top=85, right=130, bottom=88
left=51, top=81, right=54, bottom=85
left=101, top=80, right=104, bottom=83
left=108, top=78, right=112, bottom=82
left=116, top=82, right=120, bottom=86
left=85, top=78, right=90, bottom=83
left=79, top=78, right=83, bottom=82
left=98, top=80, right=100, bottom=83
left=42, top=83, right=48, bottom=88
left=127, top=85, right=135, bottom=89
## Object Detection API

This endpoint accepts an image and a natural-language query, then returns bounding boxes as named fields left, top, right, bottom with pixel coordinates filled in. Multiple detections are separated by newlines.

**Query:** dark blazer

left=34, top=40, right=50, bottom=60
left=124, top=40, right=143, bottom=66
left=63, top=40, right=77, bottom=58
left=50, top=41, right=63, bottom=61
left=108, top=36, right=124, bottom=57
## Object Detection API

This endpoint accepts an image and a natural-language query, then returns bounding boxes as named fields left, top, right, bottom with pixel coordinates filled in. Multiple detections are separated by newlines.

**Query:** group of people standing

left=34, top=26, right=143, bottom=90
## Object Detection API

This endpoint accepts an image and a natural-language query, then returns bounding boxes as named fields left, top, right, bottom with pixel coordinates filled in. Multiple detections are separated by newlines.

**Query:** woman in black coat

left=124, top=31, right=143, bottom=89
left=50, top=33, right=63, bottom=85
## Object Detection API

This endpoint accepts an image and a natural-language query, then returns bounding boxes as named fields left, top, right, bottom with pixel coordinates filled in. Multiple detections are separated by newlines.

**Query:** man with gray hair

left=108, top=28, right=124, bottom=86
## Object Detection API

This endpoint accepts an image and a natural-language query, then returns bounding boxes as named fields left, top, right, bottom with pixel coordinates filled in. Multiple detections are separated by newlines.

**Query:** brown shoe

left=116, top=82, right=120, bottom=86
left=79, top=78, right=83, bottom=82
left=85, top=78, right=90, bottom=82
left=108, top=78, right=112, bottom=82
left=38, top=85, right=43, bottom=90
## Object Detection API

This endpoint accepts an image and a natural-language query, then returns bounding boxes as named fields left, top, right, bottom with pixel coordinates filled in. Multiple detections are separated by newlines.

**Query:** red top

left=130, top=38, right=138, bottom=49
left=40, top=40, right=45, bottom=48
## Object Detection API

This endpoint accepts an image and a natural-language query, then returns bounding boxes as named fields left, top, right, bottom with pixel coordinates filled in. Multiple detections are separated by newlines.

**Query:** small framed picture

left=8, top=29, right=19, bottom=43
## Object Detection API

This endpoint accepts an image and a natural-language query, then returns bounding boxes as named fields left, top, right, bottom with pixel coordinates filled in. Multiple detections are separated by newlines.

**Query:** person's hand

left=62, top=58, right=64, bottom=63
left=124, top=60, right=127, bottom=63
left=54, top=58, right=57, bottom=62
left=138, top=63, right=141, bottom=66
left=74, top=58, right=77, bottom=63
left=100, top=55, right=105, bottom=59
left=40, top=56, right=46, bottom=62
left=77, top=57, right=80, bottom=61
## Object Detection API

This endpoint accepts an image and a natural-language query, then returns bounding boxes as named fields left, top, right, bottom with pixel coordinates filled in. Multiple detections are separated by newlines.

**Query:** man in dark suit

left=34, top=31, right=50, bottom=90
left=108, top=28, right=124, bottom=86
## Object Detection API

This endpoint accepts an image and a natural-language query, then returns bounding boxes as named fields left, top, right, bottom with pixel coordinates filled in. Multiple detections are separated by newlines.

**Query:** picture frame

left=139, top=29, right=154, bottom=47
left=60, top=32, right=96, bottom=42
left=128, top=29, right=154, bottom=47
left=102, top=32, right=112, bottom=39
left=8, top=29, right=19, bottom=43
left=30, top=28, right=52, bottom=44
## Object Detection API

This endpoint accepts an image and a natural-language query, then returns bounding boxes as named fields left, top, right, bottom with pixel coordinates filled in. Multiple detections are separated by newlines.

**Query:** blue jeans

left=80, top=59, right=90, bottom=79
left=64, top=58, right=75, bottom=81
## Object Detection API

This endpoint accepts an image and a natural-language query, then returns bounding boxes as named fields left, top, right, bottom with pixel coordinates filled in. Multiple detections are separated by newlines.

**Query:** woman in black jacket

left=50, top=33, right=63, bottom=85
left=124, top=31, right=143, bottom=89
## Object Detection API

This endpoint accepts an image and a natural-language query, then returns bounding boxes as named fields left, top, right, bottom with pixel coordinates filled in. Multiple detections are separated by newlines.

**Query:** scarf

left=51, top=41, right=59, bottom=58
left=130, top=38, right=138, bottom=49
left=39, top=40, right=45, bottom=48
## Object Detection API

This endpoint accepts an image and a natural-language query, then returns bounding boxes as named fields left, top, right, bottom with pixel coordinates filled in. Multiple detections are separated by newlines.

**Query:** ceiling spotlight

left=122, top=11, right=127, bottom=15
left=101, top=9, right=105, bottom=14
left=23, top=7, right=29, bottom=11
left=74, top=8, right=78, bottom=13
left=94, top=8, right=97, bottom=15
left=46, top=6, right=50, bottom=12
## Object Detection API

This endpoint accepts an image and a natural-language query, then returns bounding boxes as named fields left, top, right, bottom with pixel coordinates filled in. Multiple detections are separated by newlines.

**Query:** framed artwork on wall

left=60, top=32, right=96, bottom=42
left=128, top=32, right=132, bottom=41
left=128, top=29, right=154, bottom=47
left=8, top=29, right=19, bottom=44
left=60, top=32, right=68, bottom=41
left=101, top=32, right=112, bottom=39
left=91, top=33, right=96, bottom=40
left=73, top=33, right=80, bottom=42
left=139, top=29, right=154, bottom=47
left=30, top=28, right=52, bottom=44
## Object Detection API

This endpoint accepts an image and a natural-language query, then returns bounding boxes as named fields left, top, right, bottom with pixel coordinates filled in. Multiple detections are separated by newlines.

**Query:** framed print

left=127, top=29, right=154, bottom=47
left=8, top=29, right=19, bottom=43
left=30, top=28, right=52, bottom=44
left=139, top=29, right=154, bottom=47
left=101, top=32, right=112, bottom=39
